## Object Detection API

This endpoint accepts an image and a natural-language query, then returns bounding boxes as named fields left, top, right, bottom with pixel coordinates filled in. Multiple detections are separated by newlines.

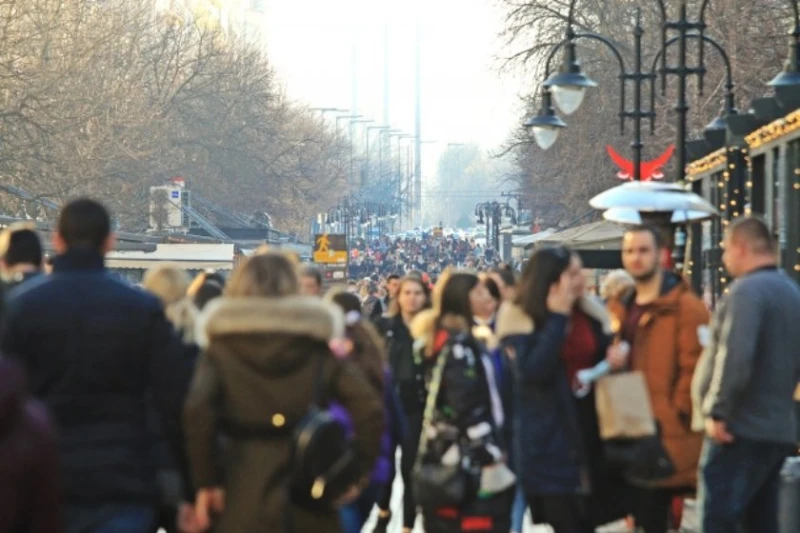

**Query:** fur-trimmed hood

left=495, top=296, right=613, bottom=340
left=195, top=295, right=345, bottom=349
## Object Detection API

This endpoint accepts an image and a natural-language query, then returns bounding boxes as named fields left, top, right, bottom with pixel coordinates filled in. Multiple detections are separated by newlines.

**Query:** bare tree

left=499, top=0, right=792, bottom=227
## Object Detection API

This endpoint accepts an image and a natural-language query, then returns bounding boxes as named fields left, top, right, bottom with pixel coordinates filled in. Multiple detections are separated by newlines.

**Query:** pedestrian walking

left=607, top=225, right=710, bottom=533
left=499, top=246, right=628, bottom=532
left=411, top=271, right=515, bottom=533
left=692, top=216, right=800, bottom=533
left=0, top=356, right=62, bottom=533
left=142, top=265, right=201, bottom=533
left=373, top=276, right=431, bottom=533
left=326, top=290, right=405, bottom=533
left=0, top=222, right=44, bottom=292
left=183, top=252, right=384, bottom=533
left=0, top=198, right=193, bottom=533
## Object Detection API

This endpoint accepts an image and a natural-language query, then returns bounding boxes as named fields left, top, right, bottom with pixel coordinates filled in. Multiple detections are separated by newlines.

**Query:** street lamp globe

left=524, top=89, right=567, bottom=150
left=545, top=42, right=598, bottom=115
left=550, top=85, right=587, bottom=115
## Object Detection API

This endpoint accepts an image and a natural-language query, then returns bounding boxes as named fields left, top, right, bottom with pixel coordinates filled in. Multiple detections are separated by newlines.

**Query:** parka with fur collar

left=184, top=296, right=384, bottom=533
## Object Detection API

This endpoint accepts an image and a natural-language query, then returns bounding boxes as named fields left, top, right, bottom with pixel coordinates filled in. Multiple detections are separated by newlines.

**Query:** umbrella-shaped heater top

left=589, top=181, right=718, bottom=223
left=602, top=207, right=717, bottom=224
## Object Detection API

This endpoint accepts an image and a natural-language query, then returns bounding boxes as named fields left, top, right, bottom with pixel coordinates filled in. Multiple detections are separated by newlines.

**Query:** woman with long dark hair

left=411, top=271, right=515, bottom=533
left=496, top=247, right=628, bottom=532
left=372, top=276, right=430, bottom=533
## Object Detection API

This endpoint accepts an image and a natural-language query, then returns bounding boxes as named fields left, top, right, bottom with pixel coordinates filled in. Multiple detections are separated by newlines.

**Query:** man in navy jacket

left=1, top=198, right=193, bottom=533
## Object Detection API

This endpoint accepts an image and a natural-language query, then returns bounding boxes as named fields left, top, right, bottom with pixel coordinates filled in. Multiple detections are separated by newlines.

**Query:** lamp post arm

left=544, top=38, right=571, bottom=79
left=648, top=33, right=735, bottom=132
left=573, top=32, right=628, bottom=134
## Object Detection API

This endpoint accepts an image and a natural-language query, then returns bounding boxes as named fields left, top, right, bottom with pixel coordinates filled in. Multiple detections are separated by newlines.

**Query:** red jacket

left=0, top=356, right=62, bottom=533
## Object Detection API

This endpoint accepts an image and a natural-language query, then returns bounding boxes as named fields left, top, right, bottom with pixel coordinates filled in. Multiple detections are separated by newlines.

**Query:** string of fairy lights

left=686, top=109, right=800, bottom=295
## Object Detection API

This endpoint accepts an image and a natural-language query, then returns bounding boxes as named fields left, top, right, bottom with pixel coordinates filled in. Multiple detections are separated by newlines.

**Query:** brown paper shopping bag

left=595, top=371, right=657, bottom=440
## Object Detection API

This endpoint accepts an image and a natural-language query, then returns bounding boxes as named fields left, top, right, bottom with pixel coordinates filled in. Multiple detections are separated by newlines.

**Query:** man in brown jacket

left=608, top=225, right=710, bottom=533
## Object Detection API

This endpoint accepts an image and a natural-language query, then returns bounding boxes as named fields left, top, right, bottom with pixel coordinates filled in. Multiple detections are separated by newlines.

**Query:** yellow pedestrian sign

left=313, top=233, right=348, bottom=264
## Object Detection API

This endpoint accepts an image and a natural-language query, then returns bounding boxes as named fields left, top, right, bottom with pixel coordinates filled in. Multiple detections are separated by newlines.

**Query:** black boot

left=372, top=511, right=391, bottom=533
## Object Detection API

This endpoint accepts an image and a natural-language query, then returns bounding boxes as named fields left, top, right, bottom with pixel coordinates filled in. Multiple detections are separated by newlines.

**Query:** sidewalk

left=361, top=471, right=698, bottom=532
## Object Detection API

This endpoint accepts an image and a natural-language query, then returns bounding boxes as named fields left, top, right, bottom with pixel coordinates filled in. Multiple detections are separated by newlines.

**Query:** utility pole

left=414, top=20, right=422, bottom=227
left=383, top=23, right=390, bottom=186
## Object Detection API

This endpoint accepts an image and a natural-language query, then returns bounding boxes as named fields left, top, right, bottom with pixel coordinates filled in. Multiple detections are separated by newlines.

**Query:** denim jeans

left=511, top=485, right=526, bottom=532
left=697, top=436, right=793, bottom=533
left=339, top=482, right=381, bottom=533
left=66, top=504, right=155, bottom=533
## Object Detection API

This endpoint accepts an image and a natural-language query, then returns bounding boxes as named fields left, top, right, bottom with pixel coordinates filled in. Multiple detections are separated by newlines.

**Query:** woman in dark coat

left=0, top=356, right=62, bottom=533
left=183, top=252, right=384, bottom=533
left=496, top=247, right=627, bottom=532
left=373, top=276, right=430, bottom=533
left=411, top=271, right=515, bottom=533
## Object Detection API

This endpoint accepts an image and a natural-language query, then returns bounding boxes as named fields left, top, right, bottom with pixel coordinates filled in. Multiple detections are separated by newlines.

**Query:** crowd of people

left=346, top=234, right=508, bottom=281
left=0, top=198, right=798, bottom=533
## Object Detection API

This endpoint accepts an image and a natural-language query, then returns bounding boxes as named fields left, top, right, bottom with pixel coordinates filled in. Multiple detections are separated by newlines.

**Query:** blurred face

left=469, top=282, right=494, bottom=320
left=564, top=254, right=585, bottom=299
left=722, top=232, right=745, bottom=278
left=387, top=278, right=401, bottom=298
left=299, top=275, right=321, bottom=297
left=398, top=281, right=426, bottom=316
left=622, top=230, right=660, bottom=282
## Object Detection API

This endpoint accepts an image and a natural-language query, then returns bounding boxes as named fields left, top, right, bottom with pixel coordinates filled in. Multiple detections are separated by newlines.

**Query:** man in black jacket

left=1, top=198, right=193, bottom=533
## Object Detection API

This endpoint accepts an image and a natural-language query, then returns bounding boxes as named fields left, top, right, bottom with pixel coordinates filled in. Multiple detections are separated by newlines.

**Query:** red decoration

left=606, top=144, right=675, bottom=181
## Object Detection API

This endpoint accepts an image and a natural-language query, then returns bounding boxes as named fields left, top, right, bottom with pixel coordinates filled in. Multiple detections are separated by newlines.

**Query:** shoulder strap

left=415, top=341, right=451, bottom=460
left=310, top=354, right=329, bottom=409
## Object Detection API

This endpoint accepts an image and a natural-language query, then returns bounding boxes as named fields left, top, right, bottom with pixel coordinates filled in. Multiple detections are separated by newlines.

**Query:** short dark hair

left=300, top=265, right=322, bottom=286
left=387, top=274, right=401, bottom=282
left=0, top=225, right=43, bottom=268
left=490, top=265, right=516, bottom=287
left=624, top=224, right=665, bottom=249
left=728, top=216, right=776, bottom=255
left=57, top=198, right=111, bottom=250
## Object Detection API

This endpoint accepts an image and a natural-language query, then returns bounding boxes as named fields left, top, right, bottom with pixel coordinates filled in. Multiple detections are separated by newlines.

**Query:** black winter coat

left=378, top=315, right=425, bottom=414
left=0, top=248, right=194, bottom=506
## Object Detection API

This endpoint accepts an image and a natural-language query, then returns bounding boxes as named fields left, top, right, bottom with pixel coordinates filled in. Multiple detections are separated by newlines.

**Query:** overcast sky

left=260, top=0, right=524, bottom=176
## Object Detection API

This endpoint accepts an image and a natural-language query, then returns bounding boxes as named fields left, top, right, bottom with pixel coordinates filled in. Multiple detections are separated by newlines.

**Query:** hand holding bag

left=595, top=371, right=675, bottom=485
left=594, top=371, right=656, bottom=439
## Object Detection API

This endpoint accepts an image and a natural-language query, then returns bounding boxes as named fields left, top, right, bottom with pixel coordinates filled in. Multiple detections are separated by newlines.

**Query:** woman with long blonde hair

left=183, top=252, right=384, bottom=533
left=141, top=265, right=200, bottom=533
left=143, top=265, right=197, bottom=344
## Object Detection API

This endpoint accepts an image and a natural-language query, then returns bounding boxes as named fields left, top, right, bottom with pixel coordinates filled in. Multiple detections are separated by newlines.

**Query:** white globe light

left=551, top=85, right=586, bottom=115
left=532, top=126, right=560, bottom=150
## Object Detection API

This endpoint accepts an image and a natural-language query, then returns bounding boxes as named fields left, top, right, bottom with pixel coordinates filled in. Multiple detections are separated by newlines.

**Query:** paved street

left=361, top=461, right=699, bottom=532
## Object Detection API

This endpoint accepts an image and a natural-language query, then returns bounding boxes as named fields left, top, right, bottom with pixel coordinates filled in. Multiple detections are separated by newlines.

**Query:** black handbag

left=603, top=425, right=676, bottom=487
left=411, top=343, right=474, bottom=509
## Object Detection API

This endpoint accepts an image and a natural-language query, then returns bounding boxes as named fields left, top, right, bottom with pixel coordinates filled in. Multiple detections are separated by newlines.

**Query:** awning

left=106, top=243, right=237, bottom=270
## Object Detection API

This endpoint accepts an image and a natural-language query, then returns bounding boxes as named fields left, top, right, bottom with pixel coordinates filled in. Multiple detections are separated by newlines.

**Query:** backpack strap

left=310, top=353, right=329, bottom=409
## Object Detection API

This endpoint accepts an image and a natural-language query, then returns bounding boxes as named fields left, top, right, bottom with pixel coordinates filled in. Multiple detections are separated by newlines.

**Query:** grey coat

left=692, top=267, right=800, bottom=444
